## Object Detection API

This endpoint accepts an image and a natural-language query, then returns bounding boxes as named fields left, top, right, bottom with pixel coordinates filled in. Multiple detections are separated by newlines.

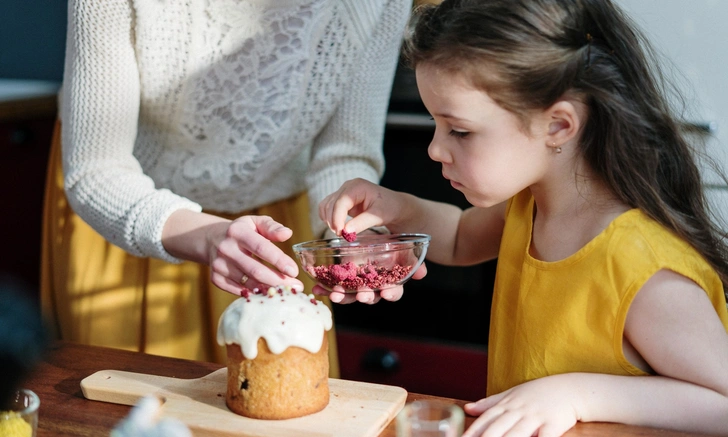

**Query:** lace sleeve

left=305, top=0, right=411, bottom=237
left=61, top=0, right=201, bottom=262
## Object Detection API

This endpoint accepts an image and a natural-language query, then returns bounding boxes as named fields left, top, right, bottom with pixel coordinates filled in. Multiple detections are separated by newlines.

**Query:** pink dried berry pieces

left=307, top=261, right=412, bottom=290
left=341, top=229, right=357, bottom=242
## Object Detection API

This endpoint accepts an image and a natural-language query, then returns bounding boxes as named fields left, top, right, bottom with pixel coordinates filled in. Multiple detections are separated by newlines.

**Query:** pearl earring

left=551, top=142, right=562, bottom=154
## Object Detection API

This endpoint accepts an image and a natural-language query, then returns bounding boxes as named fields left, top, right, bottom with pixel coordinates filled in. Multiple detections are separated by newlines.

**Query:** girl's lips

left=443, top=172, right=463, bottom=189
left=443, top=171, right=463, bottom=189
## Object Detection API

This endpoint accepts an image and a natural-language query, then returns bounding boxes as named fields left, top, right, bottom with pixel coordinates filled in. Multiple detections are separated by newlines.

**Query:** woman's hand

left=207, top=215, right=304, bottom=295
left=162, top=210, right=303, bottom=296
left=463, top=375, right=582, bottom=437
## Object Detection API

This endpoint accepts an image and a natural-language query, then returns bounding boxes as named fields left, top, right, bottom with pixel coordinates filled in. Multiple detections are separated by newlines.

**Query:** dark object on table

left=0, top=274, right=49, bottom=406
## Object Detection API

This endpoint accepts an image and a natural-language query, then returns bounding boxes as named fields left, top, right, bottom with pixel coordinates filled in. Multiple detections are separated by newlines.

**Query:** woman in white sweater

left=41, top=0, right=410, bottom=373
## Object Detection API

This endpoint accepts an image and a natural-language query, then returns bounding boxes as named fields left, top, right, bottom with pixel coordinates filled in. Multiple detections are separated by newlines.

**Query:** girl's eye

left=448, top=130, right=470, bottom=138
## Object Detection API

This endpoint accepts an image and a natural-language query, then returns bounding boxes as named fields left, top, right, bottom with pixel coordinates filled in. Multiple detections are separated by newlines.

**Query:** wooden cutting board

left=81, top=368, right=407, bottom=437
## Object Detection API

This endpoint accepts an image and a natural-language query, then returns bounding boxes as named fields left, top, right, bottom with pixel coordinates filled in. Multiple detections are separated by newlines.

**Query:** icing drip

left=216, top=286, right=332, bottom=359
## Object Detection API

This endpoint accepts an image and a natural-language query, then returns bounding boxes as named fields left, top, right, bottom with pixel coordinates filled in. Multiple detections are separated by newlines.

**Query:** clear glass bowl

left=292, top=233, right=431, bottom=293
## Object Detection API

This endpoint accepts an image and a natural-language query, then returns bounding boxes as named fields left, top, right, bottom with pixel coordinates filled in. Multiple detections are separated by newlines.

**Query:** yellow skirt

left=40, top=122, right=339, bottom=377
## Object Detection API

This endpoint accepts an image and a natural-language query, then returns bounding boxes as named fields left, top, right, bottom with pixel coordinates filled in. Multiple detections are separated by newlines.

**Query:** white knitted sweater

left=60, top=0, right=409, bottom=262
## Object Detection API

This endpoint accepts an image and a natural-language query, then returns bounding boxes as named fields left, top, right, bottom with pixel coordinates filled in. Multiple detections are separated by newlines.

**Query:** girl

left=317, top=0, right=728, bottom=435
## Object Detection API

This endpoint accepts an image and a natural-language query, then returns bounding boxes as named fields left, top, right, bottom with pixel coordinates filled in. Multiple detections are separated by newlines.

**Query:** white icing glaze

left=216, top=287, right=333, bottom=359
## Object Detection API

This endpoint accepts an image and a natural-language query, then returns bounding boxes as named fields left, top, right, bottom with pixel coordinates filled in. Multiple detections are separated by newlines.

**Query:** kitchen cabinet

left=337, top=328, right=488, bottom=402
left=0, top=80, right=60, bottom=301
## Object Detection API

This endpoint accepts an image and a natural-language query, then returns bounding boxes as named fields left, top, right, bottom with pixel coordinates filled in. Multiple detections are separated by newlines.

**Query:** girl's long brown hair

left=405, top=0, right=728, bottom=295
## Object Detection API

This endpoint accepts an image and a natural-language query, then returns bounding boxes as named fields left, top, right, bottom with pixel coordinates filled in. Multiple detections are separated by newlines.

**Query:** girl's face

left=416, top=64, right=553, bottom=208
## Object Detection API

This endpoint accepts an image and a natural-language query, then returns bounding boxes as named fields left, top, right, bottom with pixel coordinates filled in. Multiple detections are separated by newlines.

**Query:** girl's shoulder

left=604, top=208, right=721, bottom=294
left=607, top=209, right=696, bottom=259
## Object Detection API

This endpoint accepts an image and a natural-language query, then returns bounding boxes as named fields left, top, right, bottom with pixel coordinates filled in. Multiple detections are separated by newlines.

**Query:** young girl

left=316, top=0, right=728, bottom=435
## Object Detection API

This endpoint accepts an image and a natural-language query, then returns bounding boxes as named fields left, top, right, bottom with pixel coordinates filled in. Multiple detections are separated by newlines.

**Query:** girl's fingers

left=467, top=412, right=522, bottom=437
left=342, top=211, right=385, bottom=236
left=312, top=285, right=361, bottom=304
left=501, top=417, right=542, bottom=437
left=412, top=263, right=428, bottom=280
left=464, top=393, right=502, bottom=415
left=379, top=286, right=404, bottom=301
left=355, top=290, right=380, bottom=304
left=330, top=291, right=359, bottom=304
left=330, top=193, right=357, bottom=234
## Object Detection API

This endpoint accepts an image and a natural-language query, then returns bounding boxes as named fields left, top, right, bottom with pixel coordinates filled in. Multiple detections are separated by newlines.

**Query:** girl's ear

left=544, top=100, right=583, bottom=147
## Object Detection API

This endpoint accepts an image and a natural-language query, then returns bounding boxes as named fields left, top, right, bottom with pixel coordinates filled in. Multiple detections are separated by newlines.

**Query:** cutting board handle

left=81, top=368, right=228, bottom=406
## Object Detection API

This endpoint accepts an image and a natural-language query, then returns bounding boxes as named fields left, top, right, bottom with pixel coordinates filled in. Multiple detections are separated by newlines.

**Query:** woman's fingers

left=209, top=215, right=305, bottom=295
left=211, top=249, right=303, bottom=294
left=237, top=216, right=299, bottom=276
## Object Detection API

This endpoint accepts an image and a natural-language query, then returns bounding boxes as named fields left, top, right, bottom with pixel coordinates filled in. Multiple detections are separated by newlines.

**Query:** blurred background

left=1, top=0, right=726, bottom=402
left=0, top=1, right=66, bottom=81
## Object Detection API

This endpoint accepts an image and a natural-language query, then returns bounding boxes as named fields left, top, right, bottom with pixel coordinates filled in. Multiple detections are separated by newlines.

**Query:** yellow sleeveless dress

left=487, top=190, right=728, bottom=396
left=40, top=122, right=339, bottom=376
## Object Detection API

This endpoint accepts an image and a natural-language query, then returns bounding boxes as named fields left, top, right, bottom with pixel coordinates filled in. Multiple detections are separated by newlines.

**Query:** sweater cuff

left=133, top=191, right=203, bottom=263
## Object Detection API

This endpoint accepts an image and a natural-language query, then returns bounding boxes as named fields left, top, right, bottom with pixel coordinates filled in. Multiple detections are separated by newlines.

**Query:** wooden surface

left=81, top=368, right=406, bottom=437
left=24, top=341, right=714, bottom=436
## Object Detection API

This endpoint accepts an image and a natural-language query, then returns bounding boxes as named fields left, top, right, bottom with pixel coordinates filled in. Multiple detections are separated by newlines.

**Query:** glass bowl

left=292, top=233, right=431, bottom=293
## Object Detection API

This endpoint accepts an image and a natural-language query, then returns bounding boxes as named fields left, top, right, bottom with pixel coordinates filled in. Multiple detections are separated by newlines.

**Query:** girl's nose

left=427, top=133, right=449, bottom=164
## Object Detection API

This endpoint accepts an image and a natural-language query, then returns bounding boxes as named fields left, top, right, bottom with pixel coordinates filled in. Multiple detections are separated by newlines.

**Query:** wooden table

left=24, top=341, right=709, bottom=436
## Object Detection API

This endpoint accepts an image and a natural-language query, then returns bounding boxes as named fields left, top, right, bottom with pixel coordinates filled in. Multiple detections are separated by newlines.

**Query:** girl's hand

left=463, top=375, right=582, bottom=437
left=317, top=179, right=427, bottom=304
left=207, top=215, right=304, bottom=295
left=311, top=263, right=427, bottom=304
left=319, top=178, right=402, bottom=237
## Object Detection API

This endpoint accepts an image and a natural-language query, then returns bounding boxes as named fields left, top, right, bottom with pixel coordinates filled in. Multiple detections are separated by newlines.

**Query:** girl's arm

left=319, top=178, right=506, bottom=266
left=463, top=270, right=728, bottom=437
left=315, top=178, right=506, bottom=303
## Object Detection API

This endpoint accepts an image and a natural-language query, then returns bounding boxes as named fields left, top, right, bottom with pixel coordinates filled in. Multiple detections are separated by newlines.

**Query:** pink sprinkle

left=342, top=229, right=357, bottom=242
